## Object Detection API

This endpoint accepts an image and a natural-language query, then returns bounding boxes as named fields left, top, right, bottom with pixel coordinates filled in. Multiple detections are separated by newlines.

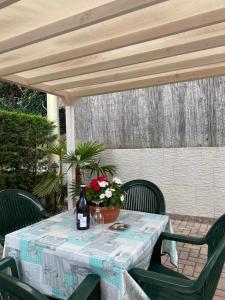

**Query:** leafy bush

left=0, top=110, right=56, bottom=191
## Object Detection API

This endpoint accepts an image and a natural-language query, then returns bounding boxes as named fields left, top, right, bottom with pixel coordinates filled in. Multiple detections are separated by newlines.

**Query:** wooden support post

left=47, top=94, right=60, bottom=166
left=65, top=98, right=77, bottom=209
left=47, top=94, right=60, bottom=134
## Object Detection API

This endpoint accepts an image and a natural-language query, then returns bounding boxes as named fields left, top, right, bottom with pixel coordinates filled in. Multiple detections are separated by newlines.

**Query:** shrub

left=0, top=110, right=56, bottom=191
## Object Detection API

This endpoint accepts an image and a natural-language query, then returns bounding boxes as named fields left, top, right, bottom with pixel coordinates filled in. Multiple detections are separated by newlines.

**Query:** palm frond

left=85, top=163, right=117, bottom=177
left=39, top=140, right=67, bottom=157
left=70, top=178, right=80, bottom=200
left=97, top=164, right=117, bottom=176
left=34, top=172, right=65, bottom=198
left=63, top=141, right=105, bottom=168
left=75, top=141, right=105, bottom=162
left=63, top=151, right=78, bottom=165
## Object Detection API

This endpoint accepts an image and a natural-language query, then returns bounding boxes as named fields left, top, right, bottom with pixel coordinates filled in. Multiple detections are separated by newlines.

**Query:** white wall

left=101, top=147, right=225, bottom=218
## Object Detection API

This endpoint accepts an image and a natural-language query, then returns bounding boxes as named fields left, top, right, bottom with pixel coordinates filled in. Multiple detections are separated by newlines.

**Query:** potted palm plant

left=64, top=141, right=117, bottom=200
left=33, top=139, right=67, bottom=212
left=34, top=140, right=117, bottom=211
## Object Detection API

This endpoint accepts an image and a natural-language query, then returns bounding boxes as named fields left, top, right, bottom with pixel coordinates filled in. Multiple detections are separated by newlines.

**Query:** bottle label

left=78, top=213, right=87, bottom=228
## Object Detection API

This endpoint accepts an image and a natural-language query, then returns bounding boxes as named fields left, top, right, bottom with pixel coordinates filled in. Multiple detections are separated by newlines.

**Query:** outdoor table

left=3, top=209, right=174, bottom=300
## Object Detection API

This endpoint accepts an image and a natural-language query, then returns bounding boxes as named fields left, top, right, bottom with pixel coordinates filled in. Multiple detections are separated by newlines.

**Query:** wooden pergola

left=1, top=0, right=225, bottom=207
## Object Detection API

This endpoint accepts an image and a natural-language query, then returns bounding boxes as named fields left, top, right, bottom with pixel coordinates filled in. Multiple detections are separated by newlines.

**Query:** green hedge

left=0, top=110, right=56, bottom=191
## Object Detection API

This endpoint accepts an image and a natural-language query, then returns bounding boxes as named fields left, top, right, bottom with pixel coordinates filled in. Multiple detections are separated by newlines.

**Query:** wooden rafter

left=0, top=0, right=165, bottom=54
left=45, top=46, right=225, bottom=91
left=2, top=74, right=69, bottom=98
left=1, top=0, right=225, bottom=77
left=25, top=23, right=225, bottom=85
left=1, top=0, right=225, bottom=98
left=63, top=62, right=225, bottom=98
left=0, top=0, right=19, bottom=9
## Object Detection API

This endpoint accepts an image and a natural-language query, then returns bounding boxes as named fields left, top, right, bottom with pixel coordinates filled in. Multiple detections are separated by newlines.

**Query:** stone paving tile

left=162, top=219, right=225, bottom=300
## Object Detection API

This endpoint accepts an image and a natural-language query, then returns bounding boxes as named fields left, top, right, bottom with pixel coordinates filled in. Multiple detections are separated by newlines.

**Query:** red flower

left=90, top=178, right=98, bottom=187
left=84, top=185, right=89, bottom=191
left=90, top=178, right=101, bottom=192
left=93, top=184, right=101, bottom=192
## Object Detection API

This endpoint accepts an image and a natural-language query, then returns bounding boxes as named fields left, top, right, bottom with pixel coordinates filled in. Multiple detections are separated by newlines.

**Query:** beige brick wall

left=101, top=147, right=225, bottom=218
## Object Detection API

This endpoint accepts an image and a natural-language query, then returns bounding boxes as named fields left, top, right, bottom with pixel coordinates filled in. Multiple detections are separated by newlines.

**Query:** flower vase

left=90, top=205, right=120, bottom=223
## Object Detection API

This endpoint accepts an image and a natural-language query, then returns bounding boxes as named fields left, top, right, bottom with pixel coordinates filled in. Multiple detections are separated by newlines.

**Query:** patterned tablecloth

left=3, top=209, right=172, bottom=300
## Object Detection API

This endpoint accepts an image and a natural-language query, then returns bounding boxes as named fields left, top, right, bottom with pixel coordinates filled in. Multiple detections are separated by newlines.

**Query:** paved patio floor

left=162, top=218, right=225, bottom=300
left=0, top=218, right=224, bottom=299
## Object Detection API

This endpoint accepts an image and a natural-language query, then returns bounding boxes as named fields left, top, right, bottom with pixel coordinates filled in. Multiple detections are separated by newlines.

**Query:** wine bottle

left=76, top=185, right=90, bottom=230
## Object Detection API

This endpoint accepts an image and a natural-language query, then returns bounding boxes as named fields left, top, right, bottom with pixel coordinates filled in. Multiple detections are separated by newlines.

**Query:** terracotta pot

left=89, top=205, right=120, bottom=224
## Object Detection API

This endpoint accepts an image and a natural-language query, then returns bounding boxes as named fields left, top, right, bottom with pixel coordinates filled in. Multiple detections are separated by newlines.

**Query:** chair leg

left=149, top=237, right=162, bottom=268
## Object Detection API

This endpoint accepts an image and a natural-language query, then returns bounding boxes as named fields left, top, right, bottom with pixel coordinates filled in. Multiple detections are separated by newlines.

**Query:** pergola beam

left=25, top=23, right=225, bottom=85
left=0, top=0, right=19, bottom=9
left=43, top=46, right=225, bottom=91
left=1, top=74, right=69, bottom=99
left=1, top=1, right=225, bottom=98
left=1, top=0, right=225, bottom=77
left=0, top=0, right=165, bottom=55
left=65, top=62, right=225, bottom=97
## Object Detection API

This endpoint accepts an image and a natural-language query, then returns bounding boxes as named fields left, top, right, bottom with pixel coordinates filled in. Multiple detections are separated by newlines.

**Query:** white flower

left=120, top=195, right=125, bottom=202
left=98, top=180, right=108, bottom=187
left=105, top=188, right=112, bottom=198
left=112, top=177, right=122, bottom=185
left=100, top=193, right=105, bottom=199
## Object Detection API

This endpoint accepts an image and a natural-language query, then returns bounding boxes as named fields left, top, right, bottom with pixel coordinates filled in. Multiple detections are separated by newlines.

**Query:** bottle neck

left=78, top=185, right=87, bottom=204
left=80, top=184, right=86, bottom=192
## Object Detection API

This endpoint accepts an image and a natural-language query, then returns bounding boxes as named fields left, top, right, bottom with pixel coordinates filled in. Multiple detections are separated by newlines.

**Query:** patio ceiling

left=1, top=0, right=225, bottom=102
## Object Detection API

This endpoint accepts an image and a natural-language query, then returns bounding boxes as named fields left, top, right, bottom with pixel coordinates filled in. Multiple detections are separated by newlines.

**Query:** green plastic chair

left=0, top=257, right=101, bottom=300
left=0, top=189, right=49, bottom=245
left=121, top=179, right=165, bottom=214
left=129, top=214, right=225, bottom=300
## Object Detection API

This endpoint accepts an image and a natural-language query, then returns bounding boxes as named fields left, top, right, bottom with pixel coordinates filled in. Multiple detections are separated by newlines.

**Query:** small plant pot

left=89, top=205, right=120, bottom=224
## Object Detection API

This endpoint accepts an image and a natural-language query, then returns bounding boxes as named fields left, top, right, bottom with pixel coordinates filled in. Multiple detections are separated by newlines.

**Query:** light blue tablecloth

left=3, top=209, right=175, bottom=300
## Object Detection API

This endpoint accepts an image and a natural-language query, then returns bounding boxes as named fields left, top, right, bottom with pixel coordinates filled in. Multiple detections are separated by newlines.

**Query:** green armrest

left=0, top=257, right=19, bottom=278
left=0, top=272, right=49, bottom=300
left=129, top=267, right=198, bottom=294
left=151, top=231, right=206, bottom=265
left=160, top=232, right=206, bottom=245
left=68, top=274, right=100, bottom=300
left=0, top=257, right=100, bottom=300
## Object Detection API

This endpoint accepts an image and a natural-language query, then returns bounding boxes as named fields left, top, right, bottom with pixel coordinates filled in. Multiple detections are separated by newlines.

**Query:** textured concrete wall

left=101, top=147, right=225, bottom=218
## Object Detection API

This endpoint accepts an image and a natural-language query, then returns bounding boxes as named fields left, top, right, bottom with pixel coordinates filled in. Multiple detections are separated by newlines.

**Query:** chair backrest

left=0, top=272, right=49, bottom=300
left=121, top=179, right=166, bottom=214
left=196, top=237, right=225, bottom=300
left=0, top=189, right=46, bottom=242
left=205, top=214, right=225, bottom=258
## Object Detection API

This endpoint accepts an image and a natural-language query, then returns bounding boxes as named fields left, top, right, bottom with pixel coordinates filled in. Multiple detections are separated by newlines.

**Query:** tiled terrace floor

left=0, top=218, right=224, bottom=299
left=162, top=218, right=225, bottom=300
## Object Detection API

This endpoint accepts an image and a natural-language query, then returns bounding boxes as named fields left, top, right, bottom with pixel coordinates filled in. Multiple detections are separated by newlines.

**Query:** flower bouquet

left=85, top=176, right=125, bottom=223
